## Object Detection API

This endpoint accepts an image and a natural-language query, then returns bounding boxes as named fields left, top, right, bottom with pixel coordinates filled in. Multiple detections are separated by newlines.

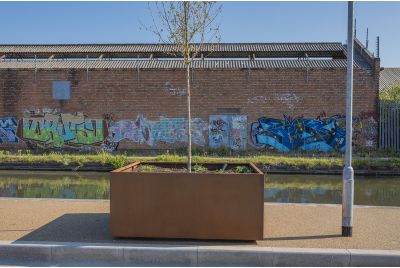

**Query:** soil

left=133, top=164, right=254, bottom=174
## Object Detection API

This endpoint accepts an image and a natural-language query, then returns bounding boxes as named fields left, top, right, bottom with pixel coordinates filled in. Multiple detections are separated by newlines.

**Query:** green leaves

left=380, top=85, right=400, bottom=100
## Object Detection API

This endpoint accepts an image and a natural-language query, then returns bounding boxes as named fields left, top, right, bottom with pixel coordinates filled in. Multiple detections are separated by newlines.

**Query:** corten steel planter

left=110, top=162, right=264, bottom=241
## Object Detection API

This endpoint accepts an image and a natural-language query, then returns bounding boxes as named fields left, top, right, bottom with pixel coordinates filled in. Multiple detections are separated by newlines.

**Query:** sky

left=0, top=1, right=399, bottom=67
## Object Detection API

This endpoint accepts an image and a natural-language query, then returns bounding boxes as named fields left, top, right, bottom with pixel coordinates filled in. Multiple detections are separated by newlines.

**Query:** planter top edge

left=111, top=161, right=263, bottom=175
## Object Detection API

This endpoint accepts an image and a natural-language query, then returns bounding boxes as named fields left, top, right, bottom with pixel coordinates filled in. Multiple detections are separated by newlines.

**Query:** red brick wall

left=0, top=68, right=377, bottom=119
left=0, top=66, right=379, bottom=150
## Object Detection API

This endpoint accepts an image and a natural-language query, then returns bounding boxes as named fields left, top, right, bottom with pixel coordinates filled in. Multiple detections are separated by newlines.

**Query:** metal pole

left=376, top=36, right=380, bottom=58
left=342, top=1, right=354, bottom=237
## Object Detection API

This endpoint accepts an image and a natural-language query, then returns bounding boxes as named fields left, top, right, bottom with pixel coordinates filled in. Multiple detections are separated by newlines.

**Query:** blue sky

left=0, top=1, right=399, bottom=66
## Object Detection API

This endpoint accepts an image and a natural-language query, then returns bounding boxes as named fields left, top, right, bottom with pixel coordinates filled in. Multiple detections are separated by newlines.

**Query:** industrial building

left=0, top=39, right=379, bottom=152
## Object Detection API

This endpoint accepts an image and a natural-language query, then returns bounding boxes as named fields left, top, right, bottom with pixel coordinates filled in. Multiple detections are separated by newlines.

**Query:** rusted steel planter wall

left=110, top=162, right=264, bottom=241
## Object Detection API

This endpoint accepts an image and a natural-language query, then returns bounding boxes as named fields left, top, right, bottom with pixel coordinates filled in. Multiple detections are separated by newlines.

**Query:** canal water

left=0, top=170, right=399, bottom=206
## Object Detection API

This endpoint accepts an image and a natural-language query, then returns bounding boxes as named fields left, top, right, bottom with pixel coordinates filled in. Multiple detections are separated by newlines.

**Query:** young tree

left=145, top=1, right=221, bottom=172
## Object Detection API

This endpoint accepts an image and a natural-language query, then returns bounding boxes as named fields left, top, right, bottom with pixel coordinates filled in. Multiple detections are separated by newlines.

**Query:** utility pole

left=342, top=1, right=355, bottom=237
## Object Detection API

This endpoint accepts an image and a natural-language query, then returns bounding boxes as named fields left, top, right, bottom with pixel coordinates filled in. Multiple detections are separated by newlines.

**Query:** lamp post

left=342, top=1, right=354, bottom=237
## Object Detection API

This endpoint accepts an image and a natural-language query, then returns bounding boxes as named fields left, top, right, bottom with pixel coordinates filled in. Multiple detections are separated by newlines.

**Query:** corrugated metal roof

left=380, top=68, right=400, bottom=90
left=0, top=43, right=345, bottom=53
left=0, top=59, right=368, bottom=70
left=0, top=43, right=347, bottom=59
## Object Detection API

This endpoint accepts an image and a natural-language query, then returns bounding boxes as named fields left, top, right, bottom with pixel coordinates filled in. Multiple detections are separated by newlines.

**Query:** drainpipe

left=34, top=55, right=37, bottom=83
left=86, top=54, right=89, bottom=81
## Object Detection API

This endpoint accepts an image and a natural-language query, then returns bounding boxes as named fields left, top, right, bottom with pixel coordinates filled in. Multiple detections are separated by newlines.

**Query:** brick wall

left=0, top=65, right=379, bottom=152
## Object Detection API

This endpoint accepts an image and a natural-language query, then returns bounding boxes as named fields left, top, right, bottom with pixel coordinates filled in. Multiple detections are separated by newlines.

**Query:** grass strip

left=0, top=150, right=399, bottom=170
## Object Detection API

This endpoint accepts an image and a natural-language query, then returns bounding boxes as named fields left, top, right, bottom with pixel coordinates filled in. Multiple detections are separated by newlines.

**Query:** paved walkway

left=1, top=198, right=400, bottom=250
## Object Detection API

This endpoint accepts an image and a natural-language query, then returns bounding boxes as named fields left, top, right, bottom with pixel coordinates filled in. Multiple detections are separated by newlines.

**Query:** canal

left=0, top=170, right=399, bottom=206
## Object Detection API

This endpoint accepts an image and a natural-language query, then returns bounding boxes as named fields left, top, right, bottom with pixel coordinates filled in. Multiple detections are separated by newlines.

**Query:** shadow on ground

left=15, top=213, right=111, bottom=243
left=14, top=213, right=257, bottom=246
left=264, top=234, right=342, bottom=241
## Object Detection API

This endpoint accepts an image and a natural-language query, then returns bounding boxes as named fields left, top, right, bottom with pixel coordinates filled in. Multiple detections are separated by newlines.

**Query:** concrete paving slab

left=271, top=247, right=350, bottom=267
left=123, top=246, right=198, bottom=266
left=1, top=198, right=400, bottom=252
left=1, top=241, right=400, bottom=266
left=349, top=249, right=400, bottom=267
left=197, top=246, right=275, bottom=266
left=51, top=244, right=124, bottom=266
left=0, top=243, right=52, bottom=266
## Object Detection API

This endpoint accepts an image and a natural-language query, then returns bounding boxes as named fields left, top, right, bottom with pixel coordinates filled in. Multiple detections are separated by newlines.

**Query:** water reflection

left=0, top=171, right=399, bottom=206
left=0, top=171, right=109, bottom=199
left=265, top=174, right=400, bottom=206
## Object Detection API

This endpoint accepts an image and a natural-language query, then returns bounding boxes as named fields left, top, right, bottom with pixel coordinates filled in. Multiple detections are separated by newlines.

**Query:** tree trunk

left=186, top=62, right=192, bottom=172
left=183, top=2, right=192, bottom=173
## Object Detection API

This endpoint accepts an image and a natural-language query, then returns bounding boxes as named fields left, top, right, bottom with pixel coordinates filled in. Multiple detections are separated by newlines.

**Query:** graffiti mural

left=2, top=108, right=377, bottom=152
left=336, top=111, right=378, bottom=148
left=251, top=114, right=346, bottom=152
left=101, top=113, right=119, bottom=151
left=251, top=111, right=378, bottom=152
left=209, top=115, right=247, bottom=151
left=109, top=115, right=207, bottom=147
left=0, top=117, right=18, bottom=144
left=353, top=112, right=379, bottom=147
left=230, top=115, right=247, bottom=150
left=189, top=118, right=208, bottom=146
left=19, top=112, right=107, bottom=148
left=209, top=115, right=230, bottom=149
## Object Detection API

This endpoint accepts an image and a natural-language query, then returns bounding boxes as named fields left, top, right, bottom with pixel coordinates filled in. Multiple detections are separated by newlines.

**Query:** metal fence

left=379, top=100, right=400, bottom=151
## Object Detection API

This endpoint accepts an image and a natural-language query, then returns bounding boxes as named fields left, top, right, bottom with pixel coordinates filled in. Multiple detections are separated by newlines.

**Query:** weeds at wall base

left=0, top=149, right=399, bottom=172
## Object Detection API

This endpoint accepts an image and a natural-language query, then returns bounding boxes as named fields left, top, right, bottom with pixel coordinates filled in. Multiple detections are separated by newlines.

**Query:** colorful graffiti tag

left=351, top=111, right=378, bottom=148
left=101, top=113, right=119, bottom=151
left=0, top=117, right=18, bottom=144
left=209, top=115, right=247, bottom=151
left=251, top=111, right=378, bottom=152
left=1, top=108, right=377, bottom=152
left=251, top=115, right=346, bottom=152
left=19, top=112, right=107, bottom=147
left=324, top=111, right=378, bottom=148
left=209, top=116, right=230, bottom=148
left=109, top=115, right=208, bottom=147
left=231, top=116, right=248, bottom=150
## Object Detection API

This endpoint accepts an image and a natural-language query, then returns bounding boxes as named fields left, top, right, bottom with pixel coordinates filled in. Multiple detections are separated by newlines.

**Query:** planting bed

left=110, top=161, right=264, bottom=240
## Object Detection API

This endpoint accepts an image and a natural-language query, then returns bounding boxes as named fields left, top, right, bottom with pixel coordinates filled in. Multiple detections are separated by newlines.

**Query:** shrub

left=108, top=154, right=128, bottom=169
left=138, top=164, right=157, bottom=172
left=380, top=85, right=400, bottom=100
left=193, top=164, right=208, bottom=173
left=233, top=165, right=252, bottom=173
